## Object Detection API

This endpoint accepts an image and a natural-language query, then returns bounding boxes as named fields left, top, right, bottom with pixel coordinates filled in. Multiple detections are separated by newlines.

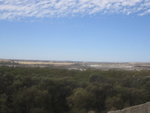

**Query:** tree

left=67, top=88, right=94, bottom=113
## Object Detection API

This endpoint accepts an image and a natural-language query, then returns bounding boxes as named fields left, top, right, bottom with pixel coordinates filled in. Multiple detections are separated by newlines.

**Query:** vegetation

left=0, top=67, right=150, bottom=113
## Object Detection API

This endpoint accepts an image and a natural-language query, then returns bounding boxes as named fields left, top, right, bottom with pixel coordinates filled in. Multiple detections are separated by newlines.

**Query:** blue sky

left=0, top=0, right=150, bottom=62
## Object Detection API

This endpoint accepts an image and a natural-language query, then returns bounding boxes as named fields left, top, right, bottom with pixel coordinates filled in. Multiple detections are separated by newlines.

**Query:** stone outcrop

left=108, top=102, right=150, bottom=113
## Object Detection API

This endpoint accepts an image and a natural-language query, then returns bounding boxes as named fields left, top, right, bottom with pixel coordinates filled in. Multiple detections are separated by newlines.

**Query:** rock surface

left=108, top=102, right=150, bottom=113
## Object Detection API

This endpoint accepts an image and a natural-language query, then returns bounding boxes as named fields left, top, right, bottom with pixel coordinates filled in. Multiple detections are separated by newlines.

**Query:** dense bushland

left=0, top=67, right=150, bottom=113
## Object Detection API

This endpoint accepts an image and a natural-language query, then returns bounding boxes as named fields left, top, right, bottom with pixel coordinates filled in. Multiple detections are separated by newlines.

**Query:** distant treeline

left=0, top=67, right=150, bottom=113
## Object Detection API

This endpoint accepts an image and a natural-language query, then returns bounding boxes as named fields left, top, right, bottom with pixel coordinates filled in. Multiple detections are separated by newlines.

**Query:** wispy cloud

left=0, top=0, right=150, bottom=19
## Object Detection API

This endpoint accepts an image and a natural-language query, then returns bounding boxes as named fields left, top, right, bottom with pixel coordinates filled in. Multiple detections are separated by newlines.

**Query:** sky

left=0, top=0, right=150, bottom=62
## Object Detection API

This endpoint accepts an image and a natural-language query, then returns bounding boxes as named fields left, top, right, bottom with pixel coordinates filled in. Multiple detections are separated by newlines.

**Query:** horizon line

left=1, top=58, right=150, bottom=64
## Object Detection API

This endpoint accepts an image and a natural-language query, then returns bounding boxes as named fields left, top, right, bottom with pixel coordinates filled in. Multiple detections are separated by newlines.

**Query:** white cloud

left=0, top=0, right=150, bottom=19
left=139, top=9, right=150, bottom=15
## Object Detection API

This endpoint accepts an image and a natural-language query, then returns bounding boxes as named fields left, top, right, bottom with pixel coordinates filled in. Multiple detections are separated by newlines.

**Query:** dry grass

left=15, top=61, right=74, bottom=66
